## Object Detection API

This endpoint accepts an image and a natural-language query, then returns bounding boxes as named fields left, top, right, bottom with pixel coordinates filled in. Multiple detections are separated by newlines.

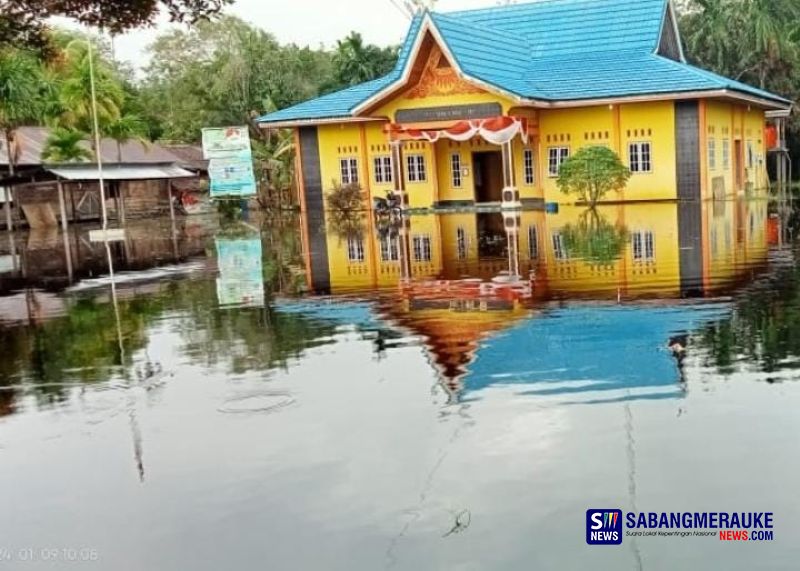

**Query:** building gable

left=657, top=0, right=685, bottom=62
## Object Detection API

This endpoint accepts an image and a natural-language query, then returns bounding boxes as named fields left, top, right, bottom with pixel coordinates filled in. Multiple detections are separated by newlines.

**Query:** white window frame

left=412, top=234, right=432, bottom=262
left=379, top=235, right=399, bottom=262
left=450, top=153, right=462, bottom=188
left=528, top=225, right=539, bottom=259
left=552, top=232, right=568, bottom=261
left=548, top=147, right=570, bottom=177
left=406, top=154, right=427, bottom=183
left=456, top=226, right=467, bottom=261
left=628, top=142, right=652, bottom=174
left=722, top=139, right=730, bottom=170
left=373, top=155, right=392, bottom=184
left=347, top=235, right=365, bottom=263
left=340, top=157, right=359, bottom=185
left=523, top=148, right=535, bottom=185
left=708, top=139, right=717, bottom=171
left=631, top=230, right=655, bottom=263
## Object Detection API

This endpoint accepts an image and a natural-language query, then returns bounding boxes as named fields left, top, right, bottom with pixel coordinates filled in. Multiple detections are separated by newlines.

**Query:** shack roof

left=0, top=127, right=181, bottom=167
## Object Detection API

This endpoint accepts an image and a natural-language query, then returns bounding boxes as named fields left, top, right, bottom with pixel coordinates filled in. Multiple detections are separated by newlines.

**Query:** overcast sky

left=59, top=0, right=502, bottom=71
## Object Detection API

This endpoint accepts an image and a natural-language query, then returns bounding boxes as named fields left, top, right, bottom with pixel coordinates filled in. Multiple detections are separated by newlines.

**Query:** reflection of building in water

left=301, top=200, right=769, bottom=399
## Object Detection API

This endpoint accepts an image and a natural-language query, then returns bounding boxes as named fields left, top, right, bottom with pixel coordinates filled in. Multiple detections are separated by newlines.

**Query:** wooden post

left=3, top=187, right=12, bottom=231
left=167, top=180, right=176, bottom=224
left=57, top=179, right=69, bottom=233
left=119, top=181, right=126, bottom=225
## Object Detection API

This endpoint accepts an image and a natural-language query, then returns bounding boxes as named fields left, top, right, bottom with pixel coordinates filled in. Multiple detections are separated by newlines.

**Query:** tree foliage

left=0, top=0, right=232, bottom=53
left=41, top=127, right=93, bottom=163
left=557, top=146, right=631, bottom=205
left=561, top=208, right=629, bottom=265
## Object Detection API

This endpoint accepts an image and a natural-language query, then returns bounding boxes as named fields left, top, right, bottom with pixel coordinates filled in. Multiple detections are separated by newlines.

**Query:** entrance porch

left=385, top=116, right=534, bottom=211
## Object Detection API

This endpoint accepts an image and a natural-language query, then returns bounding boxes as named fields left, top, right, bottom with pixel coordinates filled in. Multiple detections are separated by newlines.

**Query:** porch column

left=500, top=140, right=521, bottom=210
left=504, top=212, right=521, bottom=278
left=390, top=140, right=408, bottom=210
left=397, top=215, right=412, bottom=282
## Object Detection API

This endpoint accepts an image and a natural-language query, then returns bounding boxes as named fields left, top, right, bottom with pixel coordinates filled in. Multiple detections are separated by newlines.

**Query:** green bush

left=557, top=146, right=631, bottom=206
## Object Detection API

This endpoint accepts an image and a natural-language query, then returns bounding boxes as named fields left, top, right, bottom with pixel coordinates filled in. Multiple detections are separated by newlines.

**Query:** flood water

left=1, top=198, right=799, bottom=570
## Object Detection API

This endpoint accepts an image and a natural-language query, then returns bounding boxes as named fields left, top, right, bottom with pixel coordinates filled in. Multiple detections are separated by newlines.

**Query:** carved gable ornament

left=405, top=48, right=485, bottom=99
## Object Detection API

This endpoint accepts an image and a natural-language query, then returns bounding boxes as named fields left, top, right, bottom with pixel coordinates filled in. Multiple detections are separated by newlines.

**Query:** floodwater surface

left=1, top=199, right=799, bottom=570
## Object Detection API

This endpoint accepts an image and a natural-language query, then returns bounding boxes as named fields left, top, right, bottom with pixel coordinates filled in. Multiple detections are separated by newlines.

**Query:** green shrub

left=557, top=146, right=631, bottom=206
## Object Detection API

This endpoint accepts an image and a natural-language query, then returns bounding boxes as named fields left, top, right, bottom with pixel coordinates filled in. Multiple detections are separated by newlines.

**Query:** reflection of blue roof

left=259, top=0, right=789, bottom=125
left=465, top=304, right=730, bottom=403
left=273, top=299, right=380, bottom=328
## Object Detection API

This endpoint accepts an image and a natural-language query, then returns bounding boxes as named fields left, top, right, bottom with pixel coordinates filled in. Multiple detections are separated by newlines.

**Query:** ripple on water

left=217, top=391, right=296, bottom=415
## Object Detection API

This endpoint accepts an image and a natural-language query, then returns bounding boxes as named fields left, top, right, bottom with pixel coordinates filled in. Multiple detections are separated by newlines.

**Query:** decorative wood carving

left=405, top=48, right=484, bottom=99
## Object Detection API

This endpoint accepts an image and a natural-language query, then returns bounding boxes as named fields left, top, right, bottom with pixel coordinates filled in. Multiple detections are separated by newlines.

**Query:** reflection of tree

left=328, top=209, right=367, bottom=244
left=695, top=263, right=800, bottom=376
left=560, top=208, right=629, bottom=265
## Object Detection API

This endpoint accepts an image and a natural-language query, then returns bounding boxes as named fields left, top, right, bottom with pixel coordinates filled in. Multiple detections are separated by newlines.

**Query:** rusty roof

left=0, top=126, right=181, bottom=167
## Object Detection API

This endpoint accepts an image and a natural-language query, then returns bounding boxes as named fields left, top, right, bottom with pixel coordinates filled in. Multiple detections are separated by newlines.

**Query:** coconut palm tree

left=57, top=40, right=124, bottom=138
left=104, top=114, right=148, bottom=162
left=0, top=48, right=46, bottom=228
left=41, top=127, right=93, bottom=163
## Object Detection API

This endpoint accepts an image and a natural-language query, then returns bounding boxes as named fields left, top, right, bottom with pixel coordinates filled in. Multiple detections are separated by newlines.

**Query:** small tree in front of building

left=556, top=146, right=630, bottom=206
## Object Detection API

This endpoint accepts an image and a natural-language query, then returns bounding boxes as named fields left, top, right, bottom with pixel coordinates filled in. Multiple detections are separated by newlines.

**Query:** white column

left=501, top=140, right=521, bottom=210
left=390, top=140, right=408, bottom=210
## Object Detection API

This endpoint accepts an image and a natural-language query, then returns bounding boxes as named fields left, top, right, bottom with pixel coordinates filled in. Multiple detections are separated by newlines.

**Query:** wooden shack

left=1, top=127, right=198, bottom=229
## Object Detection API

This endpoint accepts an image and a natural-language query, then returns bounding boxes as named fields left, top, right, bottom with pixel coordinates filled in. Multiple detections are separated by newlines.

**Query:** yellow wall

left=704, top=101, right=768, bottom=197
left=540, top=204, right=681, bottom=297
left=311, top=98, right=769, bottom=210
left=538, top=102, right=677, bottom=204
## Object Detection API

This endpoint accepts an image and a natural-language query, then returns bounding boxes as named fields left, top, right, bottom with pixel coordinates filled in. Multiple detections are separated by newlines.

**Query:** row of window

left=351, top=228, right=656, bottom=264
left=341, top=142, right=655, bottom=187
left=342, top=150, right=539, bottom=188
left=547, top=142, right=652, bottom=177
left=707, top=139, right=758, bottom=171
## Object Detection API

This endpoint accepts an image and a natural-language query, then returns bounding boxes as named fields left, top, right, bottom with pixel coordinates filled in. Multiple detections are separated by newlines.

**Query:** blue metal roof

left=258, top=0, right=790, bottom=125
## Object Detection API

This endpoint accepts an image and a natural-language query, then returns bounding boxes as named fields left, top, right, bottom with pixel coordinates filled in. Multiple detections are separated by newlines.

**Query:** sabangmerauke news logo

left=586, top=509, right=623, bottom=545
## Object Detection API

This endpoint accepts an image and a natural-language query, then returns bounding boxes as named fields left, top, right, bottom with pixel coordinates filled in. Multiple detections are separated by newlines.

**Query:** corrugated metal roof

left=0, top=127, right=180, bottom=167
left=258, top=0, right=791, bottom=125
left=47, top=163, right=196, bottom=180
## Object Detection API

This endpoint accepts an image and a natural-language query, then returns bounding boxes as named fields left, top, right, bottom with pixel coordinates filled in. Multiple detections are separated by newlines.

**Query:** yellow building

left=259, top=0, right=790, bottom=211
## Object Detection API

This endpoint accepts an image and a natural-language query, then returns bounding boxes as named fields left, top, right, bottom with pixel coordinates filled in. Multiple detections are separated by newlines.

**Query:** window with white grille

left=340, top=158, right=359, bottom=184
left=548, top=147, right=570, bottom=177
left=406, top=154, right=427, bottom=182
left=528, top=225, right=539, bottom=259
left=373, top=156, right=392, bottom=184
left=628, top=142, right=652, bottom=173
left=450, top=153, right=462, bottom=188
left=523, top=148, right=535, bottom=185
left=631, top=231, right=655, bottom=262
left=456, top=227, right=467, bottom=260
left=412, top=235, right=432, bottom=262
left=347, top=236, right=364, bottom=262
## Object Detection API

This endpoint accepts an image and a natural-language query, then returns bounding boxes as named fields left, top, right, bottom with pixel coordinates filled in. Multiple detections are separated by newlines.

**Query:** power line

left=387, top=0, right=413, bottom=20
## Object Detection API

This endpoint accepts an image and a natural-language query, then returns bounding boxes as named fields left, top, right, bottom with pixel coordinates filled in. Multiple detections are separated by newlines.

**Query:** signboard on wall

left=201, top=126, right=257, bottom=197
left=395, top=102, right=503, bottom=124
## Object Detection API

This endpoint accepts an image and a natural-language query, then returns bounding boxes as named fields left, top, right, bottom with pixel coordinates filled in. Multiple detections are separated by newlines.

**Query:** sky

left=58, top=0, right=502, bottom=72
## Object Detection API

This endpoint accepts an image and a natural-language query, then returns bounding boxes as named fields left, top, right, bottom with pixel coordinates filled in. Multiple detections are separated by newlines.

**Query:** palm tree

left=0, top=48, right=46, bottom=228
left=104, top=114, right=148, bottom=162
left=41, top=127, right=93, bottom=163
left=333, top=33, right=377, bottom=87
left=57, top=40, right=124, bottom=138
